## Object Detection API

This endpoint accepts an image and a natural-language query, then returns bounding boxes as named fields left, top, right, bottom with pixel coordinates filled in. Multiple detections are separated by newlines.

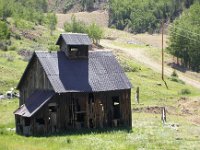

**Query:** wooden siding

left=19, top=57, right=53, bottom=105
left=16, top=89, right=131, bottom=135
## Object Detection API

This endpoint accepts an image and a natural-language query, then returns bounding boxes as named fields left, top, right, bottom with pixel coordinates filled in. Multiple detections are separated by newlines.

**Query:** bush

left=64, top=15, right=87, bottom=33
left=7, top=55, right=14, bottom=62
left=87, top=23, right=103, bottom=45
left=169, top=77, right=185, bottom=84
left=179, top=88, right=191, bottom=95
left=14, top=19, right=34, bottom=29
left=9, top=46, right=16, bottom=51
left=171, top=70, right=178, bottom=78
left=46, top=13, right=57, bottom=35
left=0, top=42, right=8, bottom=51
left=48, top=45, right=59, bottom=51
left=64, top=16, right=104, bottom=44
left=0, top=21, right=10, bottom=40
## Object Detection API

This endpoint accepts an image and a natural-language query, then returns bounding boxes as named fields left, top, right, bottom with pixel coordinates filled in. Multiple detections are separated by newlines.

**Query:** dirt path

left=101, top=39, right=200, bottom=89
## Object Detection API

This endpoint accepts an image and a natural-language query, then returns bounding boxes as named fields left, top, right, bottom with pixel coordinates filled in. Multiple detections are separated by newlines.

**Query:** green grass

left=0, top=51, right=27, bottom=92
left=0, top=19, right=61, bottom=92
left=0, top=100, right=200, bottom=150
left=112, top=41, right=145, bottom=49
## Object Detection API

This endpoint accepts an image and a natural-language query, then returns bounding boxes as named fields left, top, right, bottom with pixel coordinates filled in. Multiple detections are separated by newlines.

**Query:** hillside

left=0, top=1, right=200, bottom=149
left=56, top=10, right=109, bottom=29
left=48, top=0, right=108, bottom=13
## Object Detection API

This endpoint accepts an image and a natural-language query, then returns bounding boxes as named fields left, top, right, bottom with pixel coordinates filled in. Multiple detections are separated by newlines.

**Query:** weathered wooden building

left=14, top=33, right=132, bottom=136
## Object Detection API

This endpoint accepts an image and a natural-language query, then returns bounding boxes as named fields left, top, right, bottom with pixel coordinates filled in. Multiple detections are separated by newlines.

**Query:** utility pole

left=161, top=20, right=164, bottom=80
left=161, top=20, right=168, bottom=89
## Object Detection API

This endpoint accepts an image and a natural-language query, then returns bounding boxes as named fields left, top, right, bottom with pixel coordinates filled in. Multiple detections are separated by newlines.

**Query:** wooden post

left=161, top=107, right=166, bottom=124
left=161, top=20, right=164, bottom=81
left=135, top=87, right=139, bottom=104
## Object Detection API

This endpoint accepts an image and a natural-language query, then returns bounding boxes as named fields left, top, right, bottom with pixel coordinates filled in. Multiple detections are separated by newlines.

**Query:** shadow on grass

left=21, top=127, right=132, bottom=138
left=168, top=62, right=187, bottom=73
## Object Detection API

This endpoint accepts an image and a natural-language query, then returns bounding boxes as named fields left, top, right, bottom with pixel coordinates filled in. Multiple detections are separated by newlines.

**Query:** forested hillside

left=48, top=0, right=199, bottom=34
left=0, top=0, right=48, bottom=23
left=48, top=0, right=108, bottom=13
left=109, top=0, right=199, bottom=33
left=167, top=3, right=200, bottom=71
left=0, top=0, right=58, bottom=51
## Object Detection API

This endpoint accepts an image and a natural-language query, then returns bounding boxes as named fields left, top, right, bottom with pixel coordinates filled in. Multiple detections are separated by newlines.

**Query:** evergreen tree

left=46, top=13, right=57, bottom=35
left=0, top=21, right=10, bottom=40
left=167, top=3, right=200, bottom=71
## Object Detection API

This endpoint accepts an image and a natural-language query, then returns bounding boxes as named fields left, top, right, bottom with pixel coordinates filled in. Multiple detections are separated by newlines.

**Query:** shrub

left=9, top=46, right=17, bottom=51
left=14, top=19, right=34, bottom=29
left=0, top=21, right=10, bottom=40
left=64, top=15, right=87, bottom=33
left=64, top=15, right=104, bottom=44
left=170, top=77, right=185, bottom=84
left=48, top=45, right=59, bottom=51
left=0, top=42, right=8, bottom=51
left=171, top=70, right=178, bottom=78
left=7, top=55, right=14, bottom=62
left=87, top=23, right=104, bottom=45
left=179, top=89, right=191, bottom=95
left=46, top=13, right=57, bottom=35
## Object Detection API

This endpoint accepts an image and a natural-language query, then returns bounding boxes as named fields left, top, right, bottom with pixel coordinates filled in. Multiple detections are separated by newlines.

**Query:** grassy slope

left=0, top=51, right=27, bottom=93
left=0, top=50, right=200, bottom=149
left=0, top=19, right=61, bottom=92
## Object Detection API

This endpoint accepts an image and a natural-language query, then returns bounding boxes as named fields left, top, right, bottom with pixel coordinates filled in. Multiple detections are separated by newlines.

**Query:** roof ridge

left=61, top=33, right=88, bottom=35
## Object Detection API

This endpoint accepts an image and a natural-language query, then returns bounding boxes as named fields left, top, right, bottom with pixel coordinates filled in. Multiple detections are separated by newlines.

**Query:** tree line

left=109, top=0, right=198, bottom=33
left=167, top=3, right=200, bottom=72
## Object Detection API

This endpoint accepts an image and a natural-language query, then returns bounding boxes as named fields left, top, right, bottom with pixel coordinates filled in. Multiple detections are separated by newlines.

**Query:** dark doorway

left=88, top=93, right=95, bottom=128
left=48, top=103, right=57, bottom=133
left=112, top=96, right=120, bottom=119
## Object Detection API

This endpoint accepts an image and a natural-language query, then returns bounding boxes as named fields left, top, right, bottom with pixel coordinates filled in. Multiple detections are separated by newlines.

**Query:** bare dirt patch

left=56, top=11, right=109, bottom=29
left=133, top=106, right=177, bottom=115
left=133, top=97, right=200, bottom=125
left=177, top=97, right=200, bottom=116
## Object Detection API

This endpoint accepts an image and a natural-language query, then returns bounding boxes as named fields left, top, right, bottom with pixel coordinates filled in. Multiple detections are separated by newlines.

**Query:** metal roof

left=35, top=51, right=132, bottom=93
left=14, top=90, right=54, bottom=117
left=56, top=33, right=92, bottom=45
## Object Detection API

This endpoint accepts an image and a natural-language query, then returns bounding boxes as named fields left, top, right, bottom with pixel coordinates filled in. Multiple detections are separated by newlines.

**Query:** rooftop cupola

left=56, top=33, right=92, bottom=59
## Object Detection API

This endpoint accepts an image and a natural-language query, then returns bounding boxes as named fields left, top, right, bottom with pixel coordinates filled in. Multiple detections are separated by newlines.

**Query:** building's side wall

left=60, top=39, right=89, bottom=59
left=60, top=40, right=69, bottom=56
left=25, top=89, right=131, bottom=135
left=19, top=57, right=53, bottom=105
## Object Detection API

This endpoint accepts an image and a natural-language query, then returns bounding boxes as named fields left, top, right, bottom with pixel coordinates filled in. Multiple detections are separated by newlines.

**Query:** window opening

left=24, top=117, right=31, bottom=126
left=36, top=118, right=45, bottom=125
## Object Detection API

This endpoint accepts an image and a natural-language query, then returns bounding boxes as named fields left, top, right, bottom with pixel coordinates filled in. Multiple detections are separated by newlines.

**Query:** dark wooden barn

left=14, top=33, right=132, bottom=136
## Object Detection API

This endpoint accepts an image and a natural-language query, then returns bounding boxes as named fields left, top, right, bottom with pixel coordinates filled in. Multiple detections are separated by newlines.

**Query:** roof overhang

left=14, top=90, right=55, bottom=117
